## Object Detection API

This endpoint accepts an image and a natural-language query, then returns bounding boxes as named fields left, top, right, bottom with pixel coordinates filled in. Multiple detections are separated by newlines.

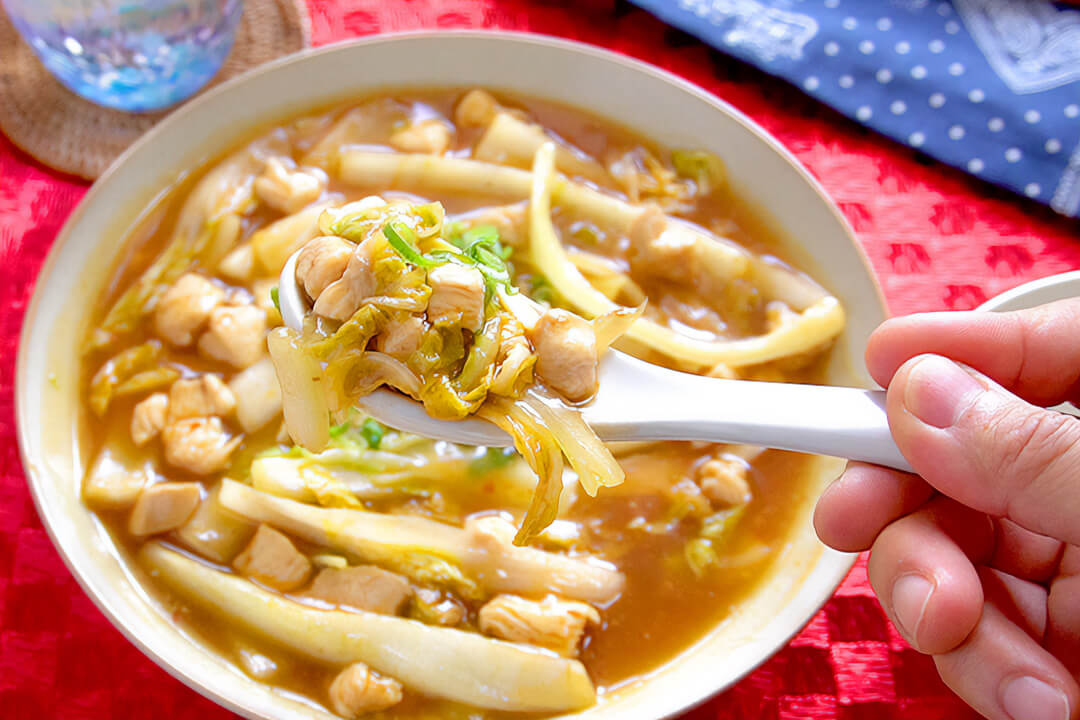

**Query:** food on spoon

left=80, top=88, right=846, bottom=718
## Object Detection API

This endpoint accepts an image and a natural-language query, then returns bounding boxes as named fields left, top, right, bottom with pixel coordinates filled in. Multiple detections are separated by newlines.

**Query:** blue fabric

left=628, top=0, right=1080, bottom=217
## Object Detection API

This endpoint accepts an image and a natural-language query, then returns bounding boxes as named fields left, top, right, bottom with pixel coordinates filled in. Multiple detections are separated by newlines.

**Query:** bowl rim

left=977, top=270, right=1080, bottom=312
left=16, top=29, right=878, bottom=720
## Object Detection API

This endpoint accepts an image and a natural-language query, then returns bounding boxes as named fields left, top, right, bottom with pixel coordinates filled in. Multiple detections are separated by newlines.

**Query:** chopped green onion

left=328, top=421, right=350, bottom=438
left=442, top=224, right=516, bottom=302
left=270, top=286, right=280, bottom=313
left=360, top=417, right=385, bottom=449
left=384, top=222, right=437, bottom=269
left=460, top=224, right=499, bottom=248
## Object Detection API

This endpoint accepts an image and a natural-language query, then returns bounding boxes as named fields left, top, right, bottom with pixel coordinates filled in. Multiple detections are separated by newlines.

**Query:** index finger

left=866, top=298, right=1080, bottom=407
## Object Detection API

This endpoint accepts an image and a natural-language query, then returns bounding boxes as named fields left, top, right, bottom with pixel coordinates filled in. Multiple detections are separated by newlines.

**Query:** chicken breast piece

left=478, top=594, right=599, bottom=657
left=313, top=240, right=377, bottom=321
left=389, top=119, right=452, bottom=156
left=128, top=482, right=202, bottom=536
left=696, top=456, right=751, bottom=508
left=374, top=315, right=425, bottom=359
left=306, top=565, right=412, bottom=615
left=296, top=235, right=353, bottom=300
left=162, top=417, right=241, bottom=475
left=628, top=207, right=749, bottom=299
left=527, top=308, right=599, bottom=403
left=167, top=375, right=236, bottom=424
left=328, top=662, right=403, bottom=718
left=131, top=392, right=169, bottom=446
left=154, top=273, right=225, bottom=347
left=197, top=304, right=268, bottom=369
left=233, top=524, right=312, bottom=591
left=454, top=89, right=499, bottom=128
left=426, top=263, right=485, bottom=331
left=254, top=157, right=327, bottom=215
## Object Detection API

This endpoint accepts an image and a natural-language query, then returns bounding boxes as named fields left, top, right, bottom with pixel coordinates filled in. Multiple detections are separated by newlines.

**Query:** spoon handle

left=587, top=361, right=914, bottom=473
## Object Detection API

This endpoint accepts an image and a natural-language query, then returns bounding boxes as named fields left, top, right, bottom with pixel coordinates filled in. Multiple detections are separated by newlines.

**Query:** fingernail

left=903, top=355, right=984, bottom=429
left=1001, top=676, right=1071, bottom=720
left=891, top=573, right=932, bottom=641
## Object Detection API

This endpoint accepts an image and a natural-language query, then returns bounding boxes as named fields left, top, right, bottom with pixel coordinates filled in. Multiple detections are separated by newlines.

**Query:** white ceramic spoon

left=280, top=251, right=913, bottom=472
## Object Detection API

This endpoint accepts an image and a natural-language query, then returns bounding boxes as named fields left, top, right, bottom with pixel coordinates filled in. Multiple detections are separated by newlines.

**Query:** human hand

left=814, top=299, right=1080, bottom=720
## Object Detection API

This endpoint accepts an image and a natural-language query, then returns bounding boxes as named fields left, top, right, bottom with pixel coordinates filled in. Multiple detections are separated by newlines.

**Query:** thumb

left=887, top=353, right=1080, bottom=546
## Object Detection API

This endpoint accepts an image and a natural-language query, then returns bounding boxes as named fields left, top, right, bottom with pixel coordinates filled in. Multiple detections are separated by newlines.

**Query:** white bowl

left=977, top=271, right=1080, bottom=313
left=16, top=32, right=886, bottom=720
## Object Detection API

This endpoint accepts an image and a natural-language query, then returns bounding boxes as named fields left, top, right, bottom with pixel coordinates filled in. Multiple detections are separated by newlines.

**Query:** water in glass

left=2, top=0, right=242, bottom=112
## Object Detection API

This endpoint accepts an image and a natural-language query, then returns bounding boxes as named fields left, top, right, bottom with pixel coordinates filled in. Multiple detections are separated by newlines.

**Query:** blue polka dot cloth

left=629, top=0, right=1080, bottom=217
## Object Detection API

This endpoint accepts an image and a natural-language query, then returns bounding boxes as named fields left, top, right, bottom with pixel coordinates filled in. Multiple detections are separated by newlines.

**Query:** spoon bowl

left=279, top=249, right=913, bottom=472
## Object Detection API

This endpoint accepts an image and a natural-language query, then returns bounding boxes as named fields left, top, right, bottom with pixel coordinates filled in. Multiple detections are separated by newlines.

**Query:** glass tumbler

left=2, top=0, right=243, bottom=112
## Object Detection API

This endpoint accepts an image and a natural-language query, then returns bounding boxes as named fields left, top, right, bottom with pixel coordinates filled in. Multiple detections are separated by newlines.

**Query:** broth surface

left=81, top=89, right=834, bottom=718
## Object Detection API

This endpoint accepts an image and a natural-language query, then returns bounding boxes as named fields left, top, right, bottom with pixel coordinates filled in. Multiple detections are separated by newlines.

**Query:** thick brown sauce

left=84, top=89, right=829, bottom=718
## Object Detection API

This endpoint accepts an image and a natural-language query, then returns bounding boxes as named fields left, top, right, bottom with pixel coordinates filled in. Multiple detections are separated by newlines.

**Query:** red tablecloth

left=1, top=2, right=1078, bottom=718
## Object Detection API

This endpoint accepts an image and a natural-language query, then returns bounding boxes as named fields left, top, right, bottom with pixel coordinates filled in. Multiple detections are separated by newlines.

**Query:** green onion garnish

left=383, top=221, right=437, bottom=269
left=360, top=417, right=385, bottom=449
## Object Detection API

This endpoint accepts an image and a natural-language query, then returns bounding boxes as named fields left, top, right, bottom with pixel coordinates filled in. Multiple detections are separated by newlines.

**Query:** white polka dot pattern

left=638, top=0, right=1080, bottom=216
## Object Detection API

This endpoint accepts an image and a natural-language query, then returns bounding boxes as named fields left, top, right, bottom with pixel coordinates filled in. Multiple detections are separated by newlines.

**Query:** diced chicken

left=328, top=662, right=403, bottom=718
left=232, top=524, right=312, bottom=591
left=306, top=565, right=412, bottom=615
left=218, top=243, right=255, bottom=282
left=629, top=208, right=695, bottom=285
left=374, top=315, right=425, bottom=359
left=454, top=89, right=499, bottom=128
left=426, top=263, right=485, bottom=331
left=696, top=456, right=752, bottom=507
left=162, top=417, right=241, bottom=475
left=296, top=235, right=353, bottom=300
left=197, top=304, right=268, bottom=369
left=478, top=594, right=599, bottom=657
left=84, top=449, right=151, bottom=511
left=228, top=357, right=283, bottom=433
left=389, top=119, right=453, bottom=156
left=167, top=375, right=236, bottom=423
left=131, top=392, right=169, bottom=446
left=154, top=273, right=225, bottom=347
left=527, top=309, right=598, bottom=403
left=414, top=588, right=465, bottom=626
left=313, top=240, right=377, bottom=321
left=490, top=335, right=535, bottom=396
left=254, top=157, right=327, bottom=215
left=628, top=208, right=750, bottom=298
left=128, top=482, right=202, bottom=536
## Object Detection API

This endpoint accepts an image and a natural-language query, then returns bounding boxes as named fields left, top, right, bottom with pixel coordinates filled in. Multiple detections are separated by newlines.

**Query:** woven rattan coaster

left=0, top=0, right=310, bottom=180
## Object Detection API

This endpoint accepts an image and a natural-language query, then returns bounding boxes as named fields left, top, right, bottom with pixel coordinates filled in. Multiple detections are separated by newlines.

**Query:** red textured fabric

left=2, top=2, right=1077, bottom=719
